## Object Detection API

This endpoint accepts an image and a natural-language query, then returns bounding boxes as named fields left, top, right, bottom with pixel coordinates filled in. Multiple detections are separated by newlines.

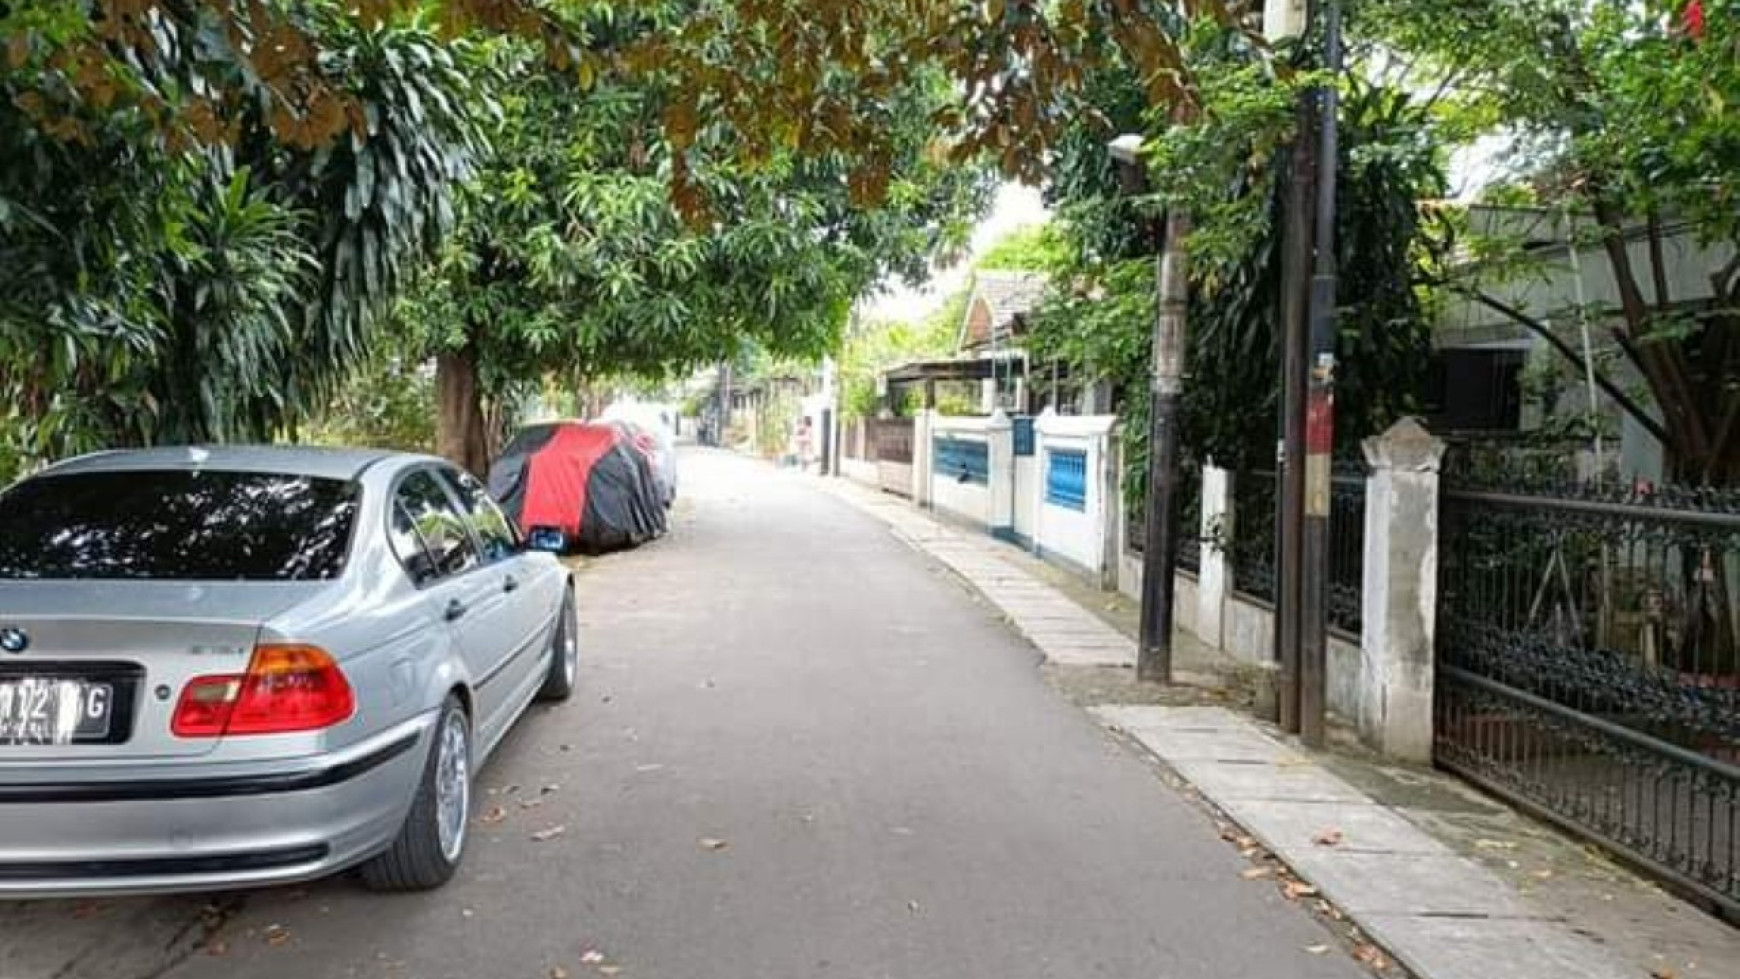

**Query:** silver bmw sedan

left=0, top=447, right=577, bottom=897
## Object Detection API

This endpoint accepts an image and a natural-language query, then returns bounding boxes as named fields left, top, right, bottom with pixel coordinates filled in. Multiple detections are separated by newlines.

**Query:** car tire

left=361, top=695, right=471, bottom=892
left=536, top=586, right=577, bottom=702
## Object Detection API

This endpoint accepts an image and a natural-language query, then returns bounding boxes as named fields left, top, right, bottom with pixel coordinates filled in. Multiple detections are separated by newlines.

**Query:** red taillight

left=172, top=645, right=355, bottom=738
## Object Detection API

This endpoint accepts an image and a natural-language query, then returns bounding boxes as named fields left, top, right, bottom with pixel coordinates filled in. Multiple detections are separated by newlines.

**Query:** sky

left=859, top=182, right=1051, bottom=324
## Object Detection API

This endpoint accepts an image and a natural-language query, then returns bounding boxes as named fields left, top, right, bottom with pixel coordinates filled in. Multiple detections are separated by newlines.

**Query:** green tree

left=399, top=37, right=992, bottom=471
left=1364, top=0, right=1740, bottom=481
left=1026, top=54, right=1445, bottom=498
left=0, top=5, right=487, bottom=472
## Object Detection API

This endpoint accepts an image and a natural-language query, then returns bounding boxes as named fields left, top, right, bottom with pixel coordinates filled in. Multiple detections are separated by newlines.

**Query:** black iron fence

left=1231, top=470, right=1279, bottom=604
left=1126, top=456, right=1202, bottom=575
left=1227, top=467, right=1364, bottom=634
left=1436, top=480, right=1740, bottom=914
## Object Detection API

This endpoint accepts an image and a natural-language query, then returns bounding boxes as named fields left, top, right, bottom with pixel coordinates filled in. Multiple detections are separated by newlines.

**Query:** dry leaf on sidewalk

left=479, top=805, right=507, bottom=824
left=1304, top=944, right=1329, bottom=955
left=698, top=837, right=728, bottom=851
left=1353, top=943, right=1388, bottom=970
left=1240, top=867, right=1273, bottom=880
left=1649, top=969, right=1676, bottom=979
left=1281, top=880, right=1319, bottom=901
left=1313, top=829, right=1344, bottom=847
left=531, top=825, right=567, bottom=842
left=1475, top=838, right=1518, bottom=850
left=551, top=968, right=570, bottom=979
left=263, top=924, right=291, bottom=947
left=581, top=950, right=605, bottom=965
left=598, top=967, right=622, bottom=977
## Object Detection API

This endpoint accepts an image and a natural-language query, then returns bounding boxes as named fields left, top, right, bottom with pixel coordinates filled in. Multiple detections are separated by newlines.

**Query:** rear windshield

left=0, top=469, right=359, bottom=581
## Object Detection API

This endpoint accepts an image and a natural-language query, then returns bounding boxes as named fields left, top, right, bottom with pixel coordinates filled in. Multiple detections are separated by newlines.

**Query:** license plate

left=0, top=677, right=114, bottom=745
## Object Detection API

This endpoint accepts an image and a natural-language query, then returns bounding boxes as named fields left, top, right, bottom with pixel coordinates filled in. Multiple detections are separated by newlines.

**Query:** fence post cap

left=1362, top=417, right=1446, bottom=472
left=986, top=407, right=1013, bottom=429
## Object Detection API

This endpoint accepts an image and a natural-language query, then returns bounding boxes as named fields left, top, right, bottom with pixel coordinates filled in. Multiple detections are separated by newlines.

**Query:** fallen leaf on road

left=698, top=837, right=728, bottom=851
left=503, top=784, right=521, bottom=795
left=542, top=783, right=561, bottom=795
left=598, top=967, right=622, bottom=977
left=1475, top=838, right=1518, bottom=850
left=906, top=899, right=921, bottom=914
left=1240, top=867, right=1273, bottom=880
left=520, top=798, right=544, bottom=810
left=634, top=764, right=665, bottom=773
left=1532, top=868, right=1555, bottom=880
left=580, top=950, right=605, bottom=965
left=531, top=825, right=567, bottom=842
left=1353, top=943, right=1388, bottom=970
left=264, top=924, right=290, bottom=947
left=1304, top=944, right=1329, bottom=955
left=479, top=805, right=508, bottom=824
left=551, top=968, right=570, bottom=979
left=1649, top=969, right=1676, bottom=979
left=1313, top=829, right=1344, bottom=847
left=1232, top=834, right=1257, bottom=850
left=1282, top=881, right=1319, bottom=901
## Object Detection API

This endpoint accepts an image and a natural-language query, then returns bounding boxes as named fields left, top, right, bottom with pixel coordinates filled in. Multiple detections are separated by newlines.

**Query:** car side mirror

left=525, top=526, right=568, bottom=554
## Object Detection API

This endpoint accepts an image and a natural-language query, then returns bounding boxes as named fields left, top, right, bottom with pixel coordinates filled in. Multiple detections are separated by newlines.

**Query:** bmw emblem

left=0, top=628, right=27, bottom=654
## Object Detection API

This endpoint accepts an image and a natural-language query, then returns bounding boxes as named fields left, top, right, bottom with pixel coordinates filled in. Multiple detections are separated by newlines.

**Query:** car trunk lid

left=0, top=581, right=322, bottom=760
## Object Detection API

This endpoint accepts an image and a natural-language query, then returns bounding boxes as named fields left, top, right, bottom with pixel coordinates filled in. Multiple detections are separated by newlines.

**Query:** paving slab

left=1095, top=704, right=1636, bottom=979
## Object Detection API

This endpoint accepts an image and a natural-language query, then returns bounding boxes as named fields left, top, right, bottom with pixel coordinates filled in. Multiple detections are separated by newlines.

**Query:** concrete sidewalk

left=823, top=472, right=1740, bottom=979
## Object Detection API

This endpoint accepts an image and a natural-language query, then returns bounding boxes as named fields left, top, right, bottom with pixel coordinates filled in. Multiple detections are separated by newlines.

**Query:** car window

left=0, top=470, right=357, bottom=581
left=441, top=468, right=520, bottom=564
left=387, top=499, right=442, bottom=587
left=395, top=471, right=478, bottom=579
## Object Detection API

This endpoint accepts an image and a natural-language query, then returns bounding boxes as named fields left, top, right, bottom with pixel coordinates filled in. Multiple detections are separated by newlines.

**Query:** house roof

left=960, top=270, right=1049, bottom=350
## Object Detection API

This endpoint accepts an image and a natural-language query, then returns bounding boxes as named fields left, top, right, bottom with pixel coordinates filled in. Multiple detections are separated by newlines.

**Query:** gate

left=871, top=418, right=914, bottom=498
left=1436, top=480, right=1740, bottom=914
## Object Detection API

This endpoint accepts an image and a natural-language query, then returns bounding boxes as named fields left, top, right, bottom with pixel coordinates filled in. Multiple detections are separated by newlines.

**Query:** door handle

left=502, top=575, right=520, bottom=593
left=444, top=599, right=468, bottom=622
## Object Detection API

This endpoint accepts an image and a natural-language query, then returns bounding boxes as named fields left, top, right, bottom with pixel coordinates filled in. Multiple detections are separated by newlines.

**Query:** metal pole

left=1277, top=97, right=1316, bottom=735
left=1299, top=0, right=1342, bottom=748
left=1139, top=209, right=1193, bottom=684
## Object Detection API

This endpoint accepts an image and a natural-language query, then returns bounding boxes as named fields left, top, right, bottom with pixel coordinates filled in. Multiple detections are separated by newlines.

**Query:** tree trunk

left=436, top=346, right=491, bottom=476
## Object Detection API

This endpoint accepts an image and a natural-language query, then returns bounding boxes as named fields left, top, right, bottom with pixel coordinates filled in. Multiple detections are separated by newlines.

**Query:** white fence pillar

left=987, top=410, right=1015, bottom=538
left=1195, top=463, right=1233, bottom=648
left=1359, top=418, right=1446, bottom=764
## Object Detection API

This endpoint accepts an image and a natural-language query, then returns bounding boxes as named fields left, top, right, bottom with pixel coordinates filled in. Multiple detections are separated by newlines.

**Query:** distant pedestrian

left=795, top=417, right=814, bottom=472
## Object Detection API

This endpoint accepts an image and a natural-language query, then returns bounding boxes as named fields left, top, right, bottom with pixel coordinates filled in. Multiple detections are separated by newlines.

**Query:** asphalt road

left=2, top=448, right=1365, bottom=979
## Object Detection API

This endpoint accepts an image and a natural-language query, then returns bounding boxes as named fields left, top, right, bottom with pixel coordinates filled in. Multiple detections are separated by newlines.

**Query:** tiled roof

left=961, top=270, right=1049, bottom=349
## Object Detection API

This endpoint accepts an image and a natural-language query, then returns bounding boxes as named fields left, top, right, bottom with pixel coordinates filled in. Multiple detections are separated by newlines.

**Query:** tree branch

left=1647, top=211, right=1671, bottom=308
left=1463, top=288, right=1673, bottom=449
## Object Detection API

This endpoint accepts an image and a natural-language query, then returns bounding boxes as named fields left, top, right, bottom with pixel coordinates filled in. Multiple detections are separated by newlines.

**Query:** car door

left=431, top=467, right=551, bottom=749
left=391, top=469, right=516, bottom=743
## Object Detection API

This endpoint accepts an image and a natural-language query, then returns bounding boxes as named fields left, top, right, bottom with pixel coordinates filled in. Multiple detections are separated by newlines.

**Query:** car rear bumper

left=0, top=717, right=432, bottom=898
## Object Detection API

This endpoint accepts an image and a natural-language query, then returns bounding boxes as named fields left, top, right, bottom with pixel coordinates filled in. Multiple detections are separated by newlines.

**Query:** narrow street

left=3, top=448, right=1363, bottom=979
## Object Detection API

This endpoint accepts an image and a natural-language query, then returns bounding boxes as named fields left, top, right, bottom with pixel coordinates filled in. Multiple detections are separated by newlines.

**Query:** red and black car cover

left=489, top=422, right=667, bottom=552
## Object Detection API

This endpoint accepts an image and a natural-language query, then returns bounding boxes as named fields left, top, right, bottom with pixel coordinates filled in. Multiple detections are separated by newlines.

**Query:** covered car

left=609, top=420, right=676, bottom=507
left=489, top=423, right=667, bottom=552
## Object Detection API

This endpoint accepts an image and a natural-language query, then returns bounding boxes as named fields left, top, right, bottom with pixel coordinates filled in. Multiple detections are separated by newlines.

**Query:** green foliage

left=976, top=224, right=1069, bottom=272
left=1027, top=55, right=1445, bottom=505
left=1365, top=0, right=1740, bottom=480
left=0, top=8, right=487, bottom=467
left=302, top=348, right=438, bottom=453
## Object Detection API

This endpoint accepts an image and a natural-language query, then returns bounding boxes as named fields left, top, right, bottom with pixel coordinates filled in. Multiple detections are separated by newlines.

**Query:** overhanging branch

left=1462, top=288, right=1673, bottom=449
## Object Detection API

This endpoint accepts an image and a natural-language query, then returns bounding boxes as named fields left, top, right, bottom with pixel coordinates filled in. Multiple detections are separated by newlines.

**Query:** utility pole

left=1268, top=0, right=1311, bottom=733
left=1299, top=0, right=1343, bottom=748
left=1109, top=131, right=1188, bottom=686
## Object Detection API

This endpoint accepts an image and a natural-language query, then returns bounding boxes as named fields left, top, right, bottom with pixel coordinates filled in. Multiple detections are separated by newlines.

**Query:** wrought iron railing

left=1228, top=467, right=1363, bottom=634
left=1231, top=469, right=1279, bottom=604
left=1437, top=480, right=1740, bottom=914
left=1124, top=457, right=1202, bottom=575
